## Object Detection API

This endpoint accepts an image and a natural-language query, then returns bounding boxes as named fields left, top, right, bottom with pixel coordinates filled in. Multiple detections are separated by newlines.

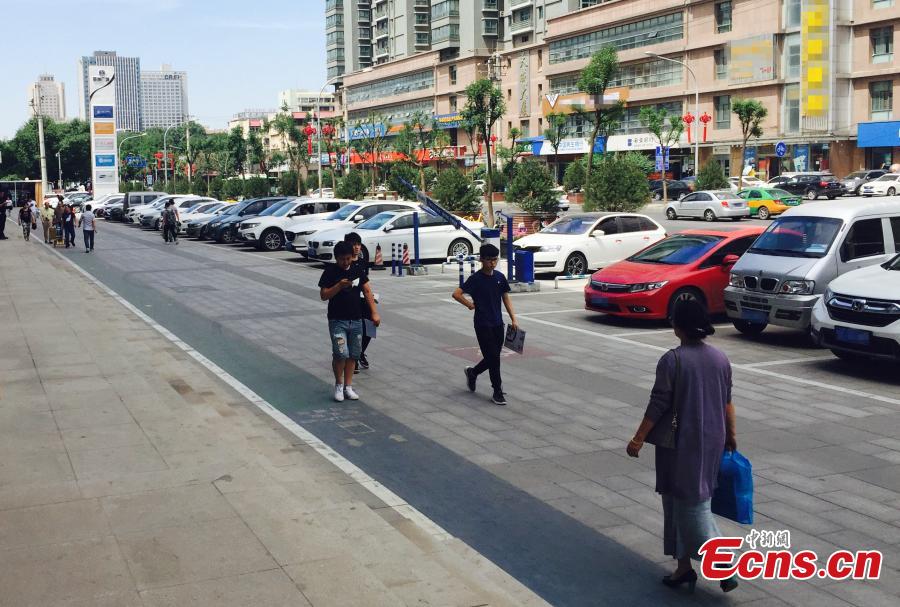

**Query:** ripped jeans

left=328, top=319, right=363, bottom=360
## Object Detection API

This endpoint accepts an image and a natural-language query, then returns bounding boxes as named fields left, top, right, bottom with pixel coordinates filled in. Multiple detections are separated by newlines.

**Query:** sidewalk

left=0, top=234, right=547, bottom=607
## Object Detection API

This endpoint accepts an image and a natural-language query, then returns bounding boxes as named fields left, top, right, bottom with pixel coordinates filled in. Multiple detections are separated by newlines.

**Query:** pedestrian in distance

left=41, top=202, right=54, bottom=243
left=344, top=232, right=373, bottom=372
left=626, top=298, right=739, bottom=595
left=0, top=191, right=8, bottom=240
left=452, top=243, right=518, bottom=406
left=162, top=201, right=179, bottom=244
left=62, top=204, right=76, bottom=248
left=319, top=241, right=381, bottom=402
left=19, top=204, right=33, bottom=241
left=78, top=204, right=97, bottom=253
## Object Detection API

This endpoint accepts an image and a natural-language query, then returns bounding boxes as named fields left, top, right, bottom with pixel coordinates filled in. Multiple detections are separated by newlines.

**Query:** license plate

left=592, top=297, right=609, bottom=306
left=835, top=326, right=871, bottom=346
left=741, top=309, right=768, bottom=323
left=785, top=199, right=801, bottom=206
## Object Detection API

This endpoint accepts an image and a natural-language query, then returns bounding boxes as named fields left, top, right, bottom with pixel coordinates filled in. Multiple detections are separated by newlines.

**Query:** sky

left=1, top=0, right=327, bottom=139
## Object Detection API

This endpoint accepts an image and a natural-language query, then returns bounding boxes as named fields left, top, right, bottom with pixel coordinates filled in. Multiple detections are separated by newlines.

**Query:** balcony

left=375, top=28, right=389, bottom=41
left=509, top=0, right=533, bottom=7
left=483, top=20, right=499, bottom=37
left=510, top=17, right=533, bottom=34
left=482, top=0, right=499, bottom=11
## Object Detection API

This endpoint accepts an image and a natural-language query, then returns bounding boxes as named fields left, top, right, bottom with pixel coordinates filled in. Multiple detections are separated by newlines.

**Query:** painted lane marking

left=743, top=357, right=837, bottom=368
left=515, top=309, right=589, bottom=316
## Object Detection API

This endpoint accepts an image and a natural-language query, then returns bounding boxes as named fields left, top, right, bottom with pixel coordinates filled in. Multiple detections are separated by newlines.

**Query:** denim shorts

left=328, top=319, right=362, bottom=360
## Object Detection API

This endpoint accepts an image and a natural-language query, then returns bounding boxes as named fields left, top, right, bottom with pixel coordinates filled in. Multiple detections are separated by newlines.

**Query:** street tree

left=269, top=105, right=311, bottom=196
left=639, top=106, right=685, bottom=203
left=696, top=160, right=730, bottom=191
left=247, top=128, right=266, bottom=175
left=506, top=159, right=559, bottom=216
left=461, top=78, right=505, bottom=227
left=732, top=99, right=767, bottom=191
left=585, top=152, right=651, bottom=212
left=321, top=117, right=343, bottom=191
left=432, top=166, right=481, bottom=214
left=336, top=169, right=367, bottom=200
left=350, top=113, right=389, bottom=193
left=563, top=158, right=586, bottom=193
left=543, top=112, right=568, bottom=185
left=430, top=126, right=451, bottom=174
left=393, top=111, right=432, bottom=191
left=497, top=127, right=530, bottom=179
left=576, top=46, right=624, bottom=190
left=227, top=126, right=248, bottom=177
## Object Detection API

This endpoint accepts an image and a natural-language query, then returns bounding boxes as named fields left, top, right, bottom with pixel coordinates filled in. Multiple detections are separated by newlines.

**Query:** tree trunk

left=419, top=165, right=426, bottom=192
left=739, top=136, right=748, bottom=192
left=585, top=120, right=602, bottom=194
left=662, top=178, right=668, bottom=204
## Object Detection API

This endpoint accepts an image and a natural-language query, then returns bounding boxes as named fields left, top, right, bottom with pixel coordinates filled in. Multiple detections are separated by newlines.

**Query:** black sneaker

left=491, top=390, right=507, bottom=406
left=358, top=354, right=369, bottom=370
left=465, top=367, right=476, bottom=392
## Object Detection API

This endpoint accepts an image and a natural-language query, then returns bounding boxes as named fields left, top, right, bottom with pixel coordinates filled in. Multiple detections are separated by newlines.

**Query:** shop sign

left=858, top=120, right=900, bottom=148
left=433, top=112, right=463, bottom=129
left=541, top=88, right=629, bottom=117
left=712, top=145, right=731, bottom=155
left=793, top=144, right=810, bottom=172
left=729, top=35, right=776, bottom=84
left=88, top=65, right=119, bottom=197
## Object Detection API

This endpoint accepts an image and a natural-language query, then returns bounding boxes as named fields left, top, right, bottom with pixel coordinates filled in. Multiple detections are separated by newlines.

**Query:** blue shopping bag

left=712, top=450, right=754, bottom=524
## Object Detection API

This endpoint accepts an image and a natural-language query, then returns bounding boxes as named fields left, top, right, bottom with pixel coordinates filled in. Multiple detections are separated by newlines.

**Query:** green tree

left=585, top=153, right=651, bottom=212
left=543, top=112, right=568, bottom=185
left=246, top=128, right=266, bottom=175
left=506, top=159, right=559, bottom=216
left=430, top=127, right=451, bottom=173
left=243, top=176, right=270, bottom=198
left=497, top=127, right=530, bottom=179
left=577, top=46, right=625, bottom=191
left=279, top=171, right=306, bottom=196
left=227, top=126, right=248, bottom=177
left=432, top=167, right=481, bottom=214
left=563, top=159, right=586, bottom=193
left=696, top=160, right=730, bottom=191
left=393, top=111, right=432, bottom=190
left=350, top=113, right=388, bottom=192
left=386, top=164, right=419, bottom=199
left=336, top=170, right=367, bottom=200
left=732, top=99, right=767, bottom=191
left=223, top=178, right=244, bottom=200
left=639, top=106, right=685, bottom=203
left=269, top=105, right=310, bottom=195
left=208, top=177, right=225, bottom=199
left=461, top=78, right=505, bottom=226
left=321, top=117, right=343, bottom=192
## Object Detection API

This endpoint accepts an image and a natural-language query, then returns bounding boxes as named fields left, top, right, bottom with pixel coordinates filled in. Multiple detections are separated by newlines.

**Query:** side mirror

left=383, top=226, right=392, bottom=233
left=722, top=254, right=740, bottom=267
left=592, top=230, right=605, bottom=237
left=352, top=216, right=363, bottom=223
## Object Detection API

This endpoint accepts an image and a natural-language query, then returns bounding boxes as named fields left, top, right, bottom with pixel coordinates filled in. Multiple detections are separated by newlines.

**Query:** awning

left=858, top=121, right=900, bottom=148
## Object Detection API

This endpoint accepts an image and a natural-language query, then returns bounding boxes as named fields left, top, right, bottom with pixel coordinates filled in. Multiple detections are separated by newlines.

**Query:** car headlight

left=322, top=241, right=335, bottom=247
left=729, top=273, right=743, bottom=288
left=780, top=280, right=815, bottom=295
left=298, top=230, right=316, bottom=236
left=243, top=223, right=259, bottom=229
left=539, top=245, right=562, bottom=252
left=630, top=281, right=668, bottom=293
left=823, top=287, right=834, bottom=303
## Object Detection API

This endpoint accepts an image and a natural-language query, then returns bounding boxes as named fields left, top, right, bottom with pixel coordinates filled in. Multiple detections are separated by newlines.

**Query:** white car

left=665, top=190, right=750, bottom=222
left=88, top=193, right=124, bottom=216
left=513, top=213, right=667, bottom=275
left=308, top=210, right=482, bottom=263
left=140, top=196, right=217, bottom=229
left=728, top=176, right=767, bottom=192
left=284, top=200, right=420, bottom=256
left=860, top=173, right=900, bottom=197
left=812, top=257, right=900, bottom=362
left=178, top=202, right=233, bottom=234
left=127, top=196, right=172, bottom=223
left=239, top=199, right=346, bottom=251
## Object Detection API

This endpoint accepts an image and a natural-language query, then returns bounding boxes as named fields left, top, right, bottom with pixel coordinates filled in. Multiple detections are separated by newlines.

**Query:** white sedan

left=239, top=198, right=347, bottom=251
left=308, top=211, right=482, bottom=264
left=665, top=190, right=750, bottom=222
left=728, top=176, right=767, bottom=192
left=860, top=173, right=900, bottom=197
left=512, top=213, right=667, bottom=275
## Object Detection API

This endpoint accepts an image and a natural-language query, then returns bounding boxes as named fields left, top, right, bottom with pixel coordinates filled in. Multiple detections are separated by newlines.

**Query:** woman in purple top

left=627, top=299, right=738, bottom=594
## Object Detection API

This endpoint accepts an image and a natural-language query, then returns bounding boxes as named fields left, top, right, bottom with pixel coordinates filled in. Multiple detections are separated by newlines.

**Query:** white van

left=724, top=200, right=900, bottom=334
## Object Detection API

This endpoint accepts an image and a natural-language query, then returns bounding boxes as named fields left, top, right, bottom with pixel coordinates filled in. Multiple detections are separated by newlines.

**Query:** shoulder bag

left=645, top=350, right=681, bottom=449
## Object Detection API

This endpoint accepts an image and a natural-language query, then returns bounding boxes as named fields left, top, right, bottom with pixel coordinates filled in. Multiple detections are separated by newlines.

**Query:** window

left=548, top=12, right=684, bottom=64
left=870, top=81, right=893, bottom=120
left=702, top=236, right=759, bottom=267
left=891, top=217, right=900, bottom=251
left=449, top=95, right=457, bottom=111
left=714, top=48, right=729, bottom=80
left=619, top=217, right=644, bottom=233
left=783, top=84, right=800, bottom=133
left=346, top=70, right=434, bottom=104
left=538, top=49, right=543, bottom=70
left=871, top=27, right=894, bottom=63
left=596, top=217, right=619, bottom=234
left=784, top=33, right=801, bottom=78
left=715, top=2, right=732, bottom=34
left=519, top=121, right=530, bottom=137
left=638, top=217, right=658, bottom=231
left=391, top=215, right=415, bottom=230
left=874, top=0, right=895, bottom=9
left=785, top=0, right=801, bottom=27
left=449, top=65, right=457, bottom=85
left=715, top=95, right=731, bottom=128
left=431, top=0, right=459, bottom=20
left=841, top=219, right=885, bottom=261
left=432, top=24, right=460, bottom=43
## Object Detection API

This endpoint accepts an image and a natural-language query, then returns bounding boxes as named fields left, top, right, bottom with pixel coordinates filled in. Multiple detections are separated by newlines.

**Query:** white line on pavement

left=743, top=357, right=837, bottom=368
left=516, top=309, right=590, bottom=316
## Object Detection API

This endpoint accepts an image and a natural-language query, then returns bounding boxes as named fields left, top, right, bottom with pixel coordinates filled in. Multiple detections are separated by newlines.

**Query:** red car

left=584, top=227, right=764, bottom=320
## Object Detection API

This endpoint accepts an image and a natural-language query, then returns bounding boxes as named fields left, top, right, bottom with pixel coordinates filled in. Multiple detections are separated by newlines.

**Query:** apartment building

left=278, top=90, right=337, bottom=114
left=140, top=65, right=189, bottom=130
left=333, top=0, right=900, bottom=178
left=30, top=74, right=66, bottom=122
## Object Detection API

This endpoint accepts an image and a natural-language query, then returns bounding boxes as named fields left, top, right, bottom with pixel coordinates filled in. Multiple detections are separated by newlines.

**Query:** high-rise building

left=77, top=50, right=142, bottom=131
left=141, top=64, right=190, bottom=129
left=277, top=90, right=337, bottom=114
left=30, top=74, right=66, bottom=122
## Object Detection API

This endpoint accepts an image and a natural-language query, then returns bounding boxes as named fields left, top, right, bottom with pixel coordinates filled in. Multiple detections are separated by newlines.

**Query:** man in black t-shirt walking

left=319, top=241, right=381, bottom=402
left=452, top=243, right=519, bottom=406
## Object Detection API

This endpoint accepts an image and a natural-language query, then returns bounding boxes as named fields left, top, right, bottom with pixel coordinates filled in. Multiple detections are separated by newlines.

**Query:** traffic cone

left=373, top=243, right=385, bottom=270
left=402, top=244, right=410, bottom=276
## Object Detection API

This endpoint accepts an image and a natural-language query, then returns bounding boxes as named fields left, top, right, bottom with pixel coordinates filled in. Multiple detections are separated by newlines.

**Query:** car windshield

left=629, top=235, right=725, bottom=265
left=883, top=255, right=900, bottom=271
left=875, top=175, right=895, bottom=182
left=712, top=191, right=733, bottom=199
left=328, top=204, right=362, bottom=220
left=271, top=203, right=299, bottom=217
left=541, top=215, right=597, bottom=235
left=221, top=205, right=241, bottom=216
left=359, top=212, right=397, bottom=230
left=257, top=201, right=288, bottom=217
left=846, top=172, right=866, bottom=179
left=749, top=216, right=843, bottom=258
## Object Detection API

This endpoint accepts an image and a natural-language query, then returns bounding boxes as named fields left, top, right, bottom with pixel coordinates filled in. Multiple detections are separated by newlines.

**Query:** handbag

left=712, top=450, right=754, bottom=524
left=645, top=350, right=680, bottom=449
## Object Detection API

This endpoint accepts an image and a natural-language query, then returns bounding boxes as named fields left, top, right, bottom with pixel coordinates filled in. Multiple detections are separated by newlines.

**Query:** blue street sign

left=125, top=155, right=147, bottom=168
left=655, top=146, right=670, bottom=172
left=775, top=141, right=787, bottom=158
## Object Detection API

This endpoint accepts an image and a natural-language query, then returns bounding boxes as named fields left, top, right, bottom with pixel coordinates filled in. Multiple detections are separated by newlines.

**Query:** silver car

left=664, top=190, right=750, bottom=222
left=841, top=169, right=887, bottom=196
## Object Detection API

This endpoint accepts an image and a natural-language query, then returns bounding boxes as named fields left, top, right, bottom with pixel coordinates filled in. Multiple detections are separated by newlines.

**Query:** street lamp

left=118, top=132, right=147, bottom=187
left=645, top=52, right=699, bottom=176
left=163, top=123, right=181, bottom=188
left=316, top=75, right=341, bottom=198
left=55, top=150, right=63, bottom=191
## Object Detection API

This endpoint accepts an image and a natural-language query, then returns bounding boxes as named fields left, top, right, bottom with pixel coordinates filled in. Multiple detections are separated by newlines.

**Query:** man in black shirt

left=452, top=243, right=518, bottom=405
left=319, top=241, right=380, bottom=402
left=345, top=232, right=373, bottom=372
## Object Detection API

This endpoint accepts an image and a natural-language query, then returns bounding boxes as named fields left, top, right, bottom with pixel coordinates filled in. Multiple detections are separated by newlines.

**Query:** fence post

left=506, top=214, right=514, bottom=282
left=413, top=212, right=420, bottom=266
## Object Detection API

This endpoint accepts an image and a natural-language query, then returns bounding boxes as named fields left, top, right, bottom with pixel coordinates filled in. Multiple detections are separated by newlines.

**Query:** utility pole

left=185, top=119, right=192, bottom=185
left=56, top=151, right=63, bottom=191
left=30, top=89, right=49, bottom=199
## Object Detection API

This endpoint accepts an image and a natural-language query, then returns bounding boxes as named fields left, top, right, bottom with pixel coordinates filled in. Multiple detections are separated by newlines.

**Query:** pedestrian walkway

left=0, top=235, right=547, bottom=607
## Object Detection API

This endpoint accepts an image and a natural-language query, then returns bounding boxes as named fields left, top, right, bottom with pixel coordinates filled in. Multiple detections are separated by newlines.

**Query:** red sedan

left=584, top=227, right=764, bottom=320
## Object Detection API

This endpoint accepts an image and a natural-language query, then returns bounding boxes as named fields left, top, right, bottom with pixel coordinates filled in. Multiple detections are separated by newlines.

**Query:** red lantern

left=303, top=125, right=317, bottom=155
left=322, top=123, right=335, bottom=138
left=699, top=112, right=712, bottom=143
left=682, top=112, right=695, bottom=144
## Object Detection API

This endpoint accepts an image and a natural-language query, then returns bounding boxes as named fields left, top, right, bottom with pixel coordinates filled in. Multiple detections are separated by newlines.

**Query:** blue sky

left=2, top=0, right=326, bottom=138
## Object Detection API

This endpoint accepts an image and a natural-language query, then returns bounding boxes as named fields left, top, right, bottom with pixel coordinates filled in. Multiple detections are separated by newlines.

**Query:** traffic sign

left=655, top=146, right=670, bottom=172
left=775, top=141, right=787, bottom=158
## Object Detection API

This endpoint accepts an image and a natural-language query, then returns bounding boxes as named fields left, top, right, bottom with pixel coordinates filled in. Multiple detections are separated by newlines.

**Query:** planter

left=491, top=192, right=506, bottom=203
left=568, top=192, right=585, bottom=204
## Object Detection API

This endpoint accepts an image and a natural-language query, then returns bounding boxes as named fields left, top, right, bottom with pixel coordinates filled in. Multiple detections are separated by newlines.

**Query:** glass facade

left=432, top=23, right=460, bottom=44
left=562, top=101, right=682, bottom=137
left=784, top=0, right=801, bottom=27
left=783, top=33, right=801, bottom=78
left=551, top=58, right=682, bottom=93
left=714, top=95, right=731, bottom=128
left=346, top=70, right=435, bottom=104
left=549, top=12, right=684, bottom=64
left=782, top=84, right=800, bottom=133
left=431, top=0, right=459, bottom=20
left=348, top=99, right=434, bottom=123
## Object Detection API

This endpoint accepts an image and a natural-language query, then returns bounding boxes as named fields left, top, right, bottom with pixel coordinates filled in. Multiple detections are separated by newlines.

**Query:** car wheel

left=668, top=288, right=706, bottom=322
left=653, top=191, right=662, bottom=201
left=830, top=349, right=870, bottom=363
left=563, top=252, right=587, bottom=276
left=888, top=187, right=897, bottom=196
left=827, top=195, right=836, bottom=200
left=757, top=206, right=771, bottom=220
left=220, top=229, right=234, bottom=244
left=665, top=207, right=678, bottom=220
left=732, top=320, right=767, bottom=336
left=703, top=209, right=717, bottom=222
left=806, top=189, right=818, bottom=200
left=448, top=238, right=473, bottom=258
left=260, top=228, right=284, bottom=252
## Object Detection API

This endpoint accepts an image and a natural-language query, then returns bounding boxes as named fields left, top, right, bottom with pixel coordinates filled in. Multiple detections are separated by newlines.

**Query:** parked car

left=129, top=195, right=180, bottom=224
left=841, top=169, right=887, bottom=195
left=728, top=176, right=767, bottom=192
left=141, top=196, right=217, bottom=229
left=473, top=179, right=487, bottom=194
left=177, top=202, right=228, bottom=234
left=91, top=193, right=124, bottom=217
left=308, top=210, right=483, bottom=263
left=584, top=227, right=764, bottom=319
left=649, top=180, right=691, bottom=201
left=284, top=201, right=420, bottom=256
left=552, top=186, right=571, bottom=211
left=187, top=205, right=240, bottom=238
left=776, top=173, right=844, bottom=200
left=64, top=192, right=92, bottom=204
left=860, top=173, right=900, bottom=197
left=121, top=191, right=166, bottom=221
left=724, top=199, right=900, bottom=335
left=194, top=199, right=270, bottom=240
left=812, top=254, right=900, bottom=361
left=240, top=198, right=347, bottom=251
left=210, top=198, right=293, bottom=243
left=512, top=213, right=667, bottom=275
left=737, top=188, right=802, bottom=220
left=680, top=175, right=698, bottom=192
left=664, top=190, right=750, bottom=222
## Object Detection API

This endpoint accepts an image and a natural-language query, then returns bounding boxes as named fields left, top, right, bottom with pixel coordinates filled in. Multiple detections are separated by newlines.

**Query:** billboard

left=541, top=88, right=629, bottom=117
left=729, top=35, right=775, bottom=84
left=801, top=0, right=830, bottom=131
left=88, top=66, right=119, bottom=197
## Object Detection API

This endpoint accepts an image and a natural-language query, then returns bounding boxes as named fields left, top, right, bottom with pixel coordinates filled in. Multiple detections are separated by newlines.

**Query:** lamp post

left=163, top=123, right=179, bottom=188
left=645, top=52, right=699, bottom=175
left=118, top=132, right=147, bottom=187
left=316, top=75, right=341, bottom=198
left=55, top=150, right=63, bottom=191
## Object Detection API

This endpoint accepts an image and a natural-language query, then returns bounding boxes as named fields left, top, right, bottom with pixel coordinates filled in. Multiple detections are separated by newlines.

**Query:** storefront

left=858, top=121, right=900, bottom=169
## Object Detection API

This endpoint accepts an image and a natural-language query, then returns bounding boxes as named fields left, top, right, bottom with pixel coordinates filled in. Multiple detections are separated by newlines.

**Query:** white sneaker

left=333, top=384, right=345, bottom=402
left=343, top=386, right=360, bottom=400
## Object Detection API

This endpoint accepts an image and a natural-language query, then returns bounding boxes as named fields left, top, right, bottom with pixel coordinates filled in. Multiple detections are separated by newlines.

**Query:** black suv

left=649, top=179, right=691, bottom=201
left=777, top=174, right=844, bottom=200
